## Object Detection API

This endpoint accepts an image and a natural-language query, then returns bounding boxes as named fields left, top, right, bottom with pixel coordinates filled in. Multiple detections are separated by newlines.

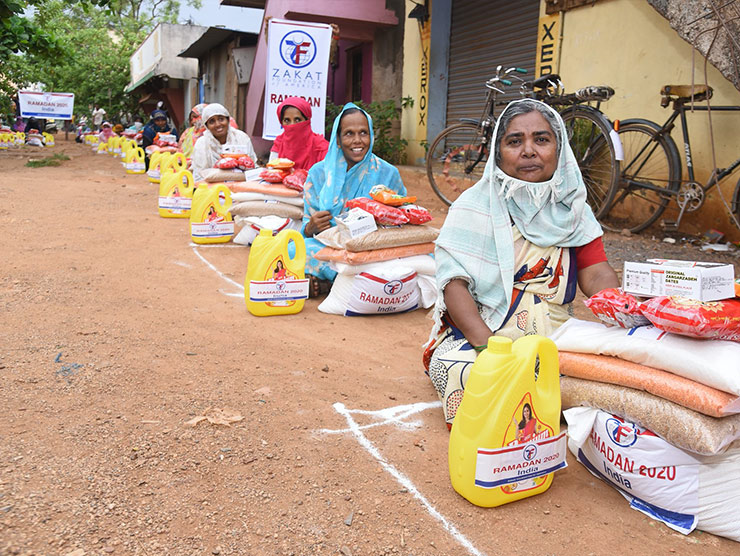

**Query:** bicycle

left=425, top=66, right=620, bottom=219
left=602, top=84, right=740, bottom=233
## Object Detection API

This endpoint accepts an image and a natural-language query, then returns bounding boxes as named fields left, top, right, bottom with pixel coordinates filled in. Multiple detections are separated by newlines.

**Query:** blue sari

left=302, top=103, right=406, bottom=280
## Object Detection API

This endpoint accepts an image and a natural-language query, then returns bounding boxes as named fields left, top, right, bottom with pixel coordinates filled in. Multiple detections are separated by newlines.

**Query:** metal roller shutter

left=445, top=0, right=540, bottom=127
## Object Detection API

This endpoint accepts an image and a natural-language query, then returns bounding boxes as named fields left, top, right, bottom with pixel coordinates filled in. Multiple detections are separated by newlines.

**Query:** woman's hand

left=577, top=261, right=620, bottom=298
left=443, top=279, right=494, bottom=348
left=305, top=210, right=333, bottom=236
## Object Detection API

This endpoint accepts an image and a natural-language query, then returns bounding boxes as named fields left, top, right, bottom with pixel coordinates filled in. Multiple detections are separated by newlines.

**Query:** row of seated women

left=168, top=97, right=620, bottom=428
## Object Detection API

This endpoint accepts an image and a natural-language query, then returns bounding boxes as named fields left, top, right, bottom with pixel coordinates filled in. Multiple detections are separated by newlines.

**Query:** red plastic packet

left=215, top=157, right=239, bottom=169
left=584, top=288, right=650, bottom=328
left=282, top=168, right=308, bottom=192
left=399, top=203, right=432, bottom=225
left=345, top=197, right=409, bottom=225
left=639, top=296, right=740, bottom=341
left=259, top=168, right=288, bottom=183
left=236, top=156, right=255, bottom=170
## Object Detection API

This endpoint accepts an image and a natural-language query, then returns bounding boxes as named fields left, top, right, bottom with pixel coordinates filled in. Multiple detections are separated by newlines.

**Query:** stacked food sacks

left=314, top=185, right=438, bottom=316
left=552, top=261, right=740, bottom=541
left=228, top=158, right=306, bottom=246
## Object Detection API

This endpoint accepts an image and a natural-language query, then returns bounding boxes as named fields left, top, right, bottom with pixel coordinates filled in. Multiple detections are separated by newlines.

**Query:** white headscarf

left=432, top=99, right=603, bottom=336
left=191, top=103, right=257, bottom=181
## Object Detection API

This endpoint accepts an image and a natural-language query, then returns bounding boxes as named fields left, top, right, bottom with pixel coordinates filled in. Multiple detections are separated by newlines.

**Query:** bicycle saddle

left=532, top=74, right=561, bottom=90
left=660, top=84, right=713, bottom=106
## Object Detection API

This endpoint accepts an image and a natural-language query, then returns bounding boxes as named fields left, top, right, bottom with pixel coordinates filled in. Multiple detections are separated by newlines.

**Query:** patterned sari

left=425, top=226, right=578, bottom=427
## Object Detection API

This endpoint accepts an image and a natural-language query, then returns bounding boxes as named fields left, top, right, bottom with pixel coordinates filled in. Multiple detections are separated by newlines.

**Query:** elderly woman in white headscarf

left=423, top=99, right=619, bottom=429
left=191, top=103, right=257, bottom=182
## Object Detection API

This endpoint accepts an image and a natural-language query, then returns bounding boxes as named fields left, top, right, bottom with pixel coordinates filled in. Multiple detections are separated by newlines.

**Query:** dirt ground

left=1, top=138, right=739, bottom=556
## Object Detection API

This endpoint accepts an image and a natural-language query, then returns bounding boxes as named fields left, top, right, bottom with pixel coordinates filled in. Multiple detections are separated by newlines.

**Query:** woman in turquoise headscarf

left=302, top=103, right=406, bottom=296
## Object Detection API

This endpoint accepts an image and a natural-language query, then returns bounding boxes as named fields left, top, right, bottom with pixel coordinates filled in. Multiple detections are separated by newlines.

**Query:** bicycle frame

left=664, top=103, right=740, bottom=192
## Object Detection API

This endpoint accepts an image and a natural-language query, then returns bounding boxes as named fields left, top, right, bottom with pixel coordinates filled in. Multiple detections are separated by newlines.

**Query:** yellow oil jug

left=0, top=133, right=9, bottom=149
left=96, top=140, right=108, bottom=154
left=108, top=136, right=121, bottom=155
left=125, top=147, right=146, bottom=174
left=43, top=132, right=55, bottom=147
left=159, top=169, right=194, bottom=218
left=190, top=183, right=234, bottom=244
left=147, top=151, right=167, bottom=183
left=245, top=229, right=309, bottom=316
left=119, top=138, right=133, bottom=160
left=162, top=151, right=187, bottom=174
left=448, top=335, right=567, bottom=508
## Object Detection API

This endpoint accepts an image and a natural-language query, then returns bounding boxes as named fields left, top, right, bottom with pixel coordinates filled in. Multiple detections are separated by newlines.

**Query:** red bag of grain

left=345, top=197, right=409, bottom=226
left=639, top=296, right=740, bottom=341
left=584, top=288, right=650, bottom=328
left=399, top=204, right=432, bottom=225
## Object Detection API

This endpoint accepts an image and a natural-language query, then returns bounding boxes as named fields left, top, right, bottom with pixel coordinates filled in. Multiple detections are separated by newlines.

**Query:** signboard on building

left=130, top=26, right=162, bottom=86
left=263, top=19, right=332, bottom=141
left=535, top=5, right=561, bottom=77
left=18, top=91, right=75, bottom=119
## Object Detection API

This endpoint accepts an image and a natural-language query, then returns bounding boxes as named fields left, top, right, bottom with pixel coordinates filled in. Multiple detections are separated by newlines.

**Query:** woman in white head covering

left=424, top=99, right=619, bottom=429
left=191, top=103, right=257, bottom=182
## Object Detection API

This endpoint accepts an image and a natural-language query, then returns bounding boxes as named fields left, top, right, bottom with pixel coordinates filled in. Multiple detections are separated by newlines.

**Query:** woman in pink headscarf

left=178, top=103, right=207, bottom=159
left=98, top=121, right=115, bottom=142
left=269, top=96, right=329, bottom=171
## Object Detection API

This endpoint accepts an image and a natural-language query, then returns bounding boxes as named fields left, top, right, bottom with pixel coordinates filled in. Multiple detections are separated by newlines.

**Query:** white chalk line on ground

left=190, top=246, right=482, bottom=552
left=323, top=402, right=486, bottom=556
left=190, top=245, right=244, bottom=298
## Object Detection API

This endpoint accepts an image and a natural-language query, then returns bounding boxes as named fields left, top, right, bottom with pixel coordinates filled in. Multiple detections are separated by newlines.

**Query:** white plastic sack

left=318, top=266, right=420, bottom=316
left=330, top=254, right=436, bottom=276
left=230, top=191, right=304, bottom=206
left=232, top=215, right=301, bottom=246
left=550, top=318, right=740, bottom=396
left=565, top=406, right=740, bottom=541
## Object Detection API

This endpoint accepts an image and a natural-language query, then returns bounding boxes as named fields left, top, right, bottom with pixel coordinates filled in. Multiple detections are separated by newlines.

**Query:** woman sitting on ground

left=302, top=102, right=406, bottom=297
left=178, top=103, right=207, bottom=159
left=142, top=109, right=178, bottom=152
left=425, top=99, right=619, bottom=428
left=269, top=97, right=329, bottom=171
left=191, top=103, right=257, bottom=183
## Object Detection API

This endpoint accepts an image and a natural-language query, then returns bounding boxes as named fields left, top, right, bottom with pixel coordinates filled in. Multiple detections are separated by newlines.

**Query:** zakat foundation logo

left=605, top=417, right=639, bottom=448
left=522, top=444, right=538, bottom=461
left=280, top=31, right=317, bottom=68
left=383, top=280, right=403, bottom=296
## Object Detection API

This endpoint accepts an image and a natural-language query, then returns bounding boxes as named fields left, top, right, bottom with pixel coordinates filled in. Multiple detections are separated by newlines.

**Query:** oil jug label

left=159, top=196, right=192, bottom=210
left=147, top=169, right=161, bottom=180
left=127, top=162, right=145, bottom=171
left=191, top=221, right=234, bottom=238
left=474, top=431, right=567, bottom=489
left=249, top=279, right=309, bottom=302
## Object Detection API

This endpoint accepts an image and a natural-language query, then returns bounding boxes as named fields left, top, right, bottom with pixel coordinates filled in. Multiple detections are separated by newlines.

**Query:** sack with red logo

left=639, top=296, right=740, bottom=342
left=345, top=197, right=409, bottom=226
left=318, top=265, right=420, bottom=316
left=565, top=404, right=740, bottom=542
left=584, top=288, right=650, bottom=328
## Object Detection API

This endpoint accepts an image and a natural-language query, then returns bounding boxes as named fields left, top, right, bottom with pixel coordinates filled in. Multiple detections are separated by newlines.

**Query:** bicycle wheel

left=602, top=119, right=681, bottom=233
left=426, top=122, right=488, bottom=206
left=558, top=105, right=619, bottom=219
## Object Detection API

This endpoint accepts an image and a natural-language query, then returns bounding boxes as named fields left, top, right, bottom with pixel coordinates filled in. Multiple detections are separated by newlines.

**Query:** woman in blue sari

left=302, top=103, right=406, bottom=296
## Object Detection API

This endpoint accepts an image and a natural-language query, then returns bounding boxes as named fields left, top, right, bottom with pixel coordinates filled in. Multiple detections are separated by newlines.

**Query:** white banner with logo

left=18, top=91, right=75, bottom=119
left=263, top=19, right=332, bottom=140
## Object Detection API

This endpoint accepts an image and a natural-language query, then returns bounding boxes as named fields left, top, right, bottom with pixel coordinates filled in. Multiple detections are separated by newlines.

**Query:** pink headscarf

left=272, top=96, right=329, bottom=171
left=99, top=122, right=115, bottom=141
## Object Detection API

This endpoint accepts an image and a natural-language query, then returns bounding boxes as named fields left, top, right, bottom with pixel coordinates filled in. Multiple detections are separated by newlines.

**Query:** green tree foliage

left=1, top=0, right=200, bottom=122
left=325, top=99, right=409, bottom=165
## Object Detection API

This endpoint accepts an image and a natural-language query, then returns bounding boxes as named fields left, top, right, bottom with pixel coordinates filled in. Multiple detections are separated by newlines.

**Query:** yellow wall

left=400, top=0, right=430, bottom=166
left=559, top=0, right=740, bottom=238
